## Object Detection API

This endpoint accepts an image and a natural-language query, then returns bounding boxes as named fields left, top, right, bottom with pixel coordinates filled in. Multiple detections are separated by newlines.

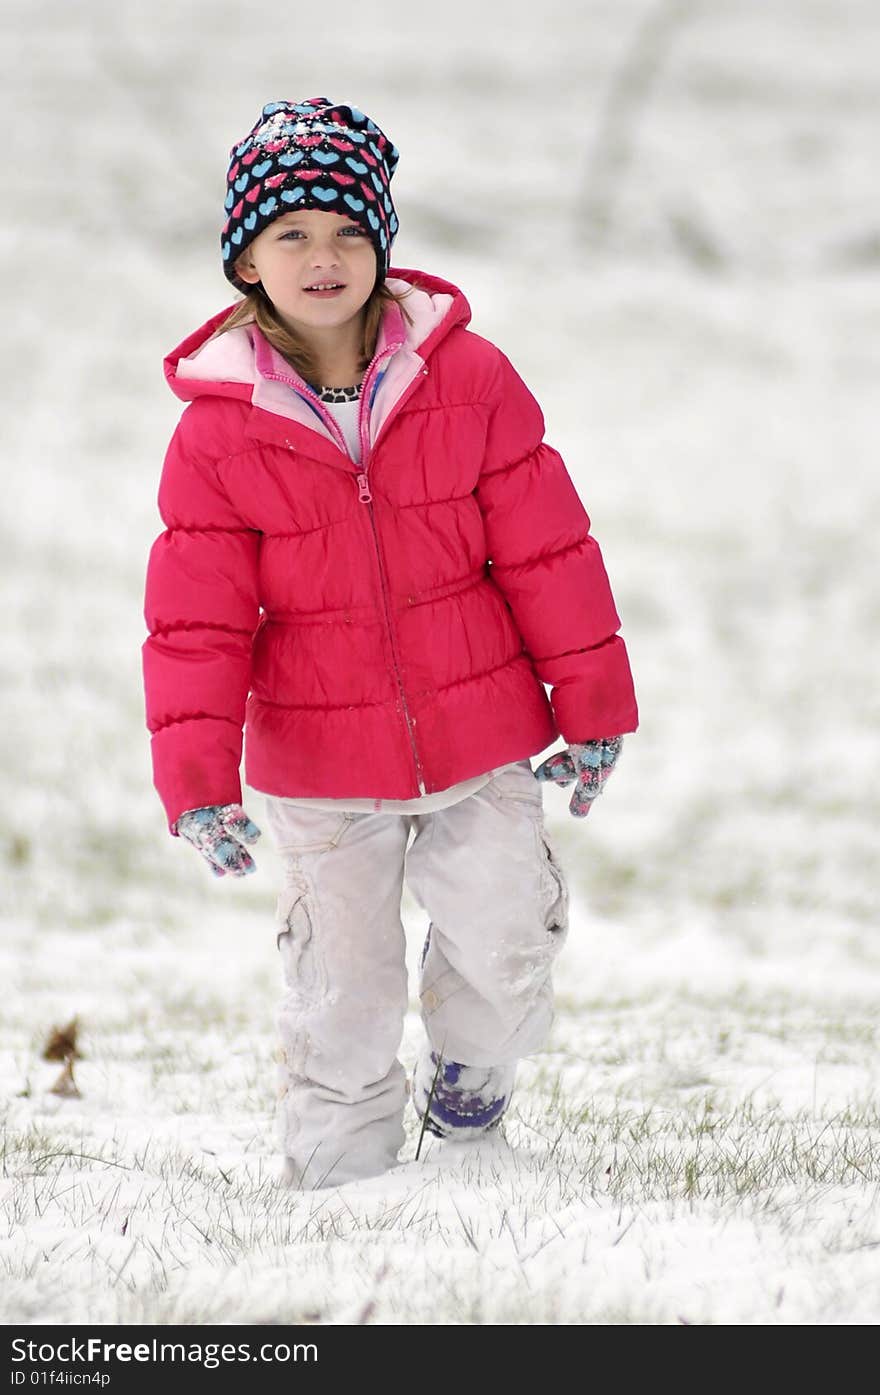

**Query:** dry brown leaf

left=42, top=1017, right=82, bottom=1062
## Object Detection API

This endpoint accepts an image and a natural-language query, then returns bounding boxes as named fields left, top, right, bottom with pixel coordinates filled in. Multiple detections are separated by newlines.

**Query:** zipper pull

left=356, top=472, right=372, bottom=504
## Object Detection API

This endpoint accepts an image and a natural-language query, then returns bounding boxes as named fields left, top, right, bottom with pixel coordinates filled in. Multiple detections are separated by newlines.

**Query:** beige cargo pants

left=263, top=759, right=570, bottom=1189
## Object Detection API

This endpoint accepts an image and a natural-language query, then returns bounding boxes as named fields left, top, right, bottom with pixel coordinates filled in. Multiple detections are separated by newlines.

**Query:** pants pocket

left=275, top=884, right=328, bottom=1080
left=264, top=804, right=356, bottom=855
left=276, top=886, right=322, bottom=981
left=484, top=760, right=544, bottom=811
left=538, top=830, right=570, bottom=937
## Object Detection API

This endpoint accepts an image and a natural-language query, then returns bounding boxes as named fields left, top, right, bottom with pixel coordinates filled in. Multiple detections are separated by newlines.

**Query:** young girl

left=142, top=98, right=639, bottom=1191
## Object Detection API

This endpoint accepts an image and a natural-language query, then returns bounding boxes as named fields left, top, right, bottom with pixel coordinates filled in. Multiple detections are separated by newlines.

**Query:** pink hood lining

left=173, top=276, right=458, bottom=451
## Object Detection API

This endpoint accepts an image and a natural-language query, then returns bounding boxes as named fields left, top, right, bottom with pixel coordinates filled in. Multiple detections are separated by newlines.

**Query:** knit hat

left=221, top=98, right=400, bottom=293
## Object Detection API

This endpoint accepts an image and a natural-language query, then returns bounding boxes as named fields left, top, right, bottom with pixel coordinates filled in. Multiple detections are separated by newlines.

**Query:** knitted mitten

left=533, top=736, right=625, bottom=818
left=174, top=803, right=262, bottom=877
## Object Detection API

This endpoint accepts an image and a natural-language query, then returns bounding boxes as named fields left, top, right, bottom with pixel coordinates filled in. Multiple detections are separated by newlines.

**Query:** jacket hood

left=163, top=266, right=472, bottom=407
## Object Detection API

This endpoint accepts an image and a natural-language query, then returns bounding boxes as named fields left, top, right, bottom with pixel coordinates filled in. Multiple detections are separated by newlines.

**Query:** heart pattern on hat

left=222, top=97, right=399, bottom=282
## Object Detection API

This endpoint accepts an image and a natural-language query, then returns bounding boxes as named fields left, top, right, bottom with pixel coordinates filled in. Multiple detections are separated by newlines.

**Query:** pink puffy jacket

left=142, top=267, right=638, bottom=834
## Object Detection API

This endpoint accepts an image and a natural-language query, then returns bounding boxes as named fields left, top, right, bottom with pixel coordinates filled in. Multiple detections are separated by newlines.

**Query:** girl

left=142, top=98, right=638, bottom=1190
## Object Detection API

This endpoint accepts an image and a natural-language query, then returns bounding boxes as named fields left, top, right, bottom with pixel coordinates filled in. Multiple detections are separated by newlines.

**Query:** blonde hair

left=212, top=276, right=422, bottom=385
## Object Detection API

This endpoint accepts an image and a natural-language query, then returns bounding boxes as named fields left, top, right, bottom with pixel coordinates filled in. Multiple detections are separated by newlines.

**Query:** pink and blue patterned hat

left=222, top=97, right=400, bottom=293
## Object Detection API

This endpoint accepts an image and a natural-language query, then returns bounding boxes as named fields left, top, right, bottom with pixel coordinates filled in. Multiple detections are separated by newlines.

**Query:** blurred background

left=3, top=0, right=879, bottom=1009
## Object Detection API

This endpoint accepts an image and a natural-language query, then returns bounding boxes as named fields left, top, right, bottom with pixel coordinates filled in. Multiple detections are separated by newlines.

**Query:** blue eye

left=279, top=226, right=364, bottom=240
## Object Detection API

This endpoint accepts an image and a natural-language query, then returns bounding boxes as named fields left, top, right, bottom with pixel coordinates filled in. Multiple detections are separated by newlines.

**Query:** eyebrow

left=273, top=213, right=357, bottom=225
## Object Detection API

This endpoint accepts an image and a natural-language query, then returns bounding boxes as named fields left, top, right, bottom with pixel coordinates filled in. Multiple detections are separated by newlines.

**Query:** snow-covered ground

left=2, top=0, right=878, bottom=1325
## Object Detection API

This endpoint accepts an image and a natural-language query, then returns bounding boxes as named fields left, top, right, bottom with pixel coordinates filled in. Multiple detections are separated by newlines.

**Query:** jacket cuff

left=149, top=718, right=244, bottom=836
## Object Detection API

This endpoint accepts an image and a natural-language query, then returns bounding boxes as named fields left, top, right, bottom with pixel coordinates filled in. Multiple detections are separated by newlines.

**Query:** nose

left=309, top=233, right=341, bottom=268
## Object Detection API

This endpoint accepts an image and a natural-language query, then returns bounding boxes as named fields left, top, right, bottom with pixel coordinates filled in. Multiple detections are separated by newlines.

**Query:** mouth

left=303, top=282, right=347, bottom=297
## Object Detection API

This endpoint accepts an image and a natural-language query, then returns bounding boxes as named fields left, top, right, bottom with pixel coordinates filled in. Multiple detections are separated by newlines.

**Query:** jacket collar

left=164, top=269, right=467, bottom=393
left=164, top=268, right=471, bottom=468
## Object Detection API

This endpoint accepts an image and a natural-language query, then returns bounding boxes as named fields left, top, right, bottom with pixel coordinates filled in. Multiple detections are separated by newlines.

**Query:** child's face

left=234, top=209, right=377, bottom=334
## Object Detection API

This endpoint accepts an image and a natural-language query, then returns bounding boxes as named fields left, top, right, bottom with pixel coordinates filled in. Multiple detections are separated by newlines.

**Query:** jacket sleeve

left=475, top=351, right=638, bottom=743
left=142, top=405, right=261, bottom=835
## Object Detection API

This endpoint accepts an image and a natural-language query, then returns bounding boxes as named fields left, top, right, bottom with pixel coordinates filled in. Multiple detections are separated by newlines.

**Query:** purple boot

left=413, top=1050, right=516, bottom=1140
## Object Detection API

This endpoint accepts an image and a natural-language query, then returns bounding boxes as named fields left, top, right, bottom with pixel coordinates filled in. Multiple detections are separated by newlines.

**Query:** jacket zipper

left=278, top=344, right=431, bottom=797
left=273, top=373, right=351, bottom=456
left=354, top=348, right=429, bottom=796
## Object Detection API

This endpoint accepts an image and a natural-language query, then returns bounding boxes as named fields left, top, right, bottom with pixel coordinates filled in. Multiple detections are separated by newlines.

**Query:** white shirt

left=326, top=397, right=362, bottom=463
left=270, top=763, right=529, bottom=815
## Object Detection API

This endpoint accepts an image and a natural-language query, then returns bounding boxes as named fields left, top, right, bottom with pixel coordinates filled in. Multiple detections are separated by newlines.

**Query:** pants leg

left=405, top=760, right=570, bottom=1115
left=262, top=798, right=412, bottom=1189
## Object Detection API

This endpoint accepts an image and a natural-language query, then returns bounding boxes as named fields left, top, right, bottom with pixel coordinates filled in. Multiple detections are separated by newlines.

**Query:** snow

left=2, top=0, right=879, bottom=1326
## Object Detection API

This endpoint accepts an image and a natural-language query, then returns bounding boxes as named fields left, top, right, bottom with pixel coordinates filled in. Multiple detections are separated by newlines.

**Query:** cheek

left=268, top=247, right=301, bottom=273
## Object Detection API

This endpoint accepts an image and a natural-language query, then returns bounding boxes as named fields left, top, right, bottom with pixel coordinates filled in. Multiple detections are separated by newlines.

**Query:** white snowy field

left=2, top=0, right=879, bottom=1325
